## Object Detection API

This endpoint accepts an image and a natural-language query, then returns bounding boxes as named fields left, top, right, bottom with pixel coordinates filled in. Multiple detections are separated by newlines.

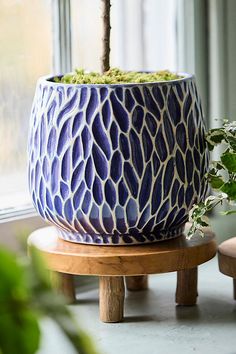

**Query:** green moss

left=55, top=68, right=181, bottom=84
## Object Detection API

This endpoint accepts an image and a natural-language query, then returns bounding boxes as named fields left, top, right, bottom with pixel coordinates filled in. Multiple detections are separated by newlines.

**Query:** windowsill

left=0, top=210, right=47, bottom=252
left=37, top=258, right=236, bottom=354
left=0, top=171, right=30, bottom=217
left=0, top=203, right=36, bottom=222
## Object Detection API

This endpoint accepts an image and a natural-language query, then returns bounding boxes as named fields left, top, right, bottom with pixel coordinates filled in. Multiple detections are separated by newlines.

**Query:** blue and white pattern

left=28, top=74, right=208, bottom=245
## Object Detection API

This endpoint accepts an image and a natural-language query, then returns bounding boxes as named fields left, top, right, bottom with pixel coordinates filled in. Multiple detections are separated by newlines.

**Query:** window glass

left=0, top=0, right=53, bottom=211
left=71, top=0, right=102, bottom=71
left=0, top=0, right=178, bottom=213
left=71, top=0, right=177, bottom=72
left=143, top=0, right=177, bottom=71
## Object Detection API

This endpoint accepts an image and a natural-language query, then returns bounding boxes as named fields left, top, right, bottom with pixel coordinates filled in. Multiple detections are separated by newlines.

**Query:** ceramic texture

left=28, top=74, right=208, bottom=245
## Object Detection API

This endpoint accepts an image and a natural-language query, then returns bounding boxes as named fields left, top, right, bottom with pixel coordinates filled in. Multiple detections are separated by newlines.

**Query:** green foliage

left=188, top=195, right=225, bottom=239
left=221, top=151, right=236, bottom=172
left=0, top=249, right=40, bottom=354
left=56, top=68, right=181, bottom=85
left=0, top=246, right=98, bottom=354
left=206, top=168, right=224, bottom=189
left=188, top=120, right=236, bottom=238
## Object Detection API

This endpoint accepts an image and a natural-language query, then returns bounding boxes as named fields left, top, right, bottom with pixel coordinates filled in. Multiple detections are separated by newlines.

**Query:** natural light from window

left=0, top=0, right=177, bottom=215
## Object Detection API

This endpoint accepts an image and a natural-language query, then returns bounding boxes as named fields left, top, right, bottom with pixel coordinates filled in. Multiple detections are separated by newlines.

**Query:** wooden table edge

left=218, top=250, right=236, bottom=278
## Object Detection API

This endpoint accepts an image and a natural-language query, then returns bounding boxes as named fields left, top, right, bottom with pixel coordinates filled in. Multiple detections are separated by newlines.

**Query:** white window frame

left=176, top=0, right=209, bottom=121
left=0, top=0, right=72, bottom=246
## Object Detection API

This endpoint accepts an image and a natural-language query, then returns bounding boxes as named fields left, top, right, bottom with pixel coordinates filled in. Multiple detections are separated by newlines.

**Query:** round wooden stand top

left=28, top=223, right=217, bottom=276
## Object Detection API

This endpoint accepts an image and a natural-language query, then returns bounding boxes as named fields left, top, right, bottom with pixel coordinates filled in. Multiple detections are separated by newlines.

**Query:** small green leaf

left=208, top=174, right=224, bottom=189
left=221, top=151, right=236, bottom=172
left=205, top=194, right=227, bottom=208
left=206, top=129, right=225, bottom=147
left=226, top=136, right=236, bottom=151
left=221, top=181, right=236, bottom=200
left=199, top=220, right=209, bottom=227
left=220, top=209, right=236, bottom=215
left=206, top=168, right=224, bottom=189
left=211, top=160, right=225, bottom=170
left=206, top=140, right=215, bottom=151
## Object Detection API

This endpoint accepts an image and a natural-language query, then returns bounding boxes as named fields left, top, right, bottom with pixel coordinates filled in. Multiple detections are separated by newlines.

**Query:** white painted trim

left=208, top=0, right=228, bottom=124
left=52, top=0, right=72, bottom=74
left=176, top=0, right=208, bottom=118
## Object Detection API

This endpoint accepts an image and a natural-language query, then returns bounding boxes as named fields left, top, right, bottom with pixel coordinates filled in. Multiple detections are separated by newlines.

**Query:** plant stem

left=101, top=0, right=111, bottom=73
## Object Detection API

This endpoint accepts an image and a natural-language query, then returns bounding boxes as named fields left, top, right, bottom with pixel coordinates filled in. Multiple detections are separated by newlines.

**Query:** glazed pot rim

left=38, top=72, right=195, bottom=88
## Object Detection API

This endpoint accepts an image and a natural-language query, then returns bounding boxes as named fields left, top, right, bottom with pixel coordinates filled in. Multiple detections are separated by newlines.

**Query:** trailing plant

left=188, top=120, right=236, bottom=238
left=0, top=246, right=98, bottom=354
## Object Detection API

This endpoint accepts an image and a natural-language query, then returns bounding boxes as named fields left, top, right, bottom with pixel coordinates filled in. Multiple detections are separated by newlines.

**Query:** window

left=0, top=0, right=53, bottom=214
left=0, top=0, right=178, bottom=220
left=2, top=0, right=235, bottom=242
left=70, top=0, right=177, bottom=72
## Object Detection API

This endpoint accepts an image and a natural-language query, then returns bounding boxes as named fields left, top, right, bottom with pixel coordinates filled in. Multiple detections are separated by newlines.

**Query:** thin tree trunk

left=101, top=0, right=111, bottom=73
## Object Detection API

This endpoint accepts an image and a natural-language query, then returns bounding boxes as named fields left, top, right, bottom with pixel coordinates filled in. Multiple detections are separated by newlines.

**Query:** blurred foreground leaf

left=0, top=249, right=40, bottom=354
left=29, top=247, right=98, bottom=354
left=0, top=246, right=99, bottom=354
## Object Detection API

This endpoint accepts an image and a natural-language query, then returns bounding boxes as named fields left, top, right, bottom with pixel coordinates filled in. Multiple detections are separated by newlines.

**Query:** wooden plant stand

left=28, top=224, right=216, bottom=323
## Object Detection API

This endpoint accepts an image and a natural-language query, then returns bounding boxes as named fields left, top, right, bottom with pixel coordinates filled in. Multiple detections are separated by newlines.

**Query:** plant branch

left=101, top=0, right=111, bottom=73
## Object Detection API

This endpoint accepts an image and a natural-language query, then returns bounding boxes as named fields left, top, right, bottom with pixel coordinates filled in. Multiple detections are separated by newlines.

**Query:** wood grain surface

left=218, top=237, right=236, bottom=278
left=125, top=275, right=148, bottom=291
left=28, top=223, right=217, bottom=276
left=218, top=252, right=236, bottom=278
left=99, top=276, right=125, bottom=322
left=176, top=268, right=198, bottom=305
left=218, top=238, right=236, bottom=301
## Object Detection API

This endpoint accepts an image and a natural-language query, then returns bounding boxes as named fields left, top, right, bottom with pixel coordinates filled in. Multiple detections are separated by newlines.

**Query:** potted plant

left=28, top=0, right=209, bottom=245
left=188, top=120, right=236, bottom=237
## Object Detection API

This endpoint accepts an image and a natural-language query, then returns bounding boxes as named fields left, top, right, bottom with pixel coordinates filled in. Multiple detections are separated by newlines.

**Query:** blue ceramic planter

left=28, top=73, right=208, bottom=245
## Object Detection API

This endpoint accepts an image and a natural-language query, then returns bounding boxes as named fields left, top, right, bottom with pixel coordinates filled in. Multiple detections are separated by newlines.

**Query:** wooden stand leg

left=125, top=275, right=148, bottom=291
left=99, top=276, right=125, bottom=323
left=50, top=271, right=76, bottom=304
left=233, top=279, right=236, bottom=300
left=176, top=268, right=198, bottom=305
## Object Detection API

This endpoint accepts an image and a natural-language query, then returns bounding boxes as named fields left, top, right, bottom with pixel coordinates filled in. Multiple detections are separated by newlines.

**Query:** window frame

left=52, top=0, right=72, bottom=73
left=176, top=0, right=209, bottom=120
left=0, top=0, right=72, bottom=228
